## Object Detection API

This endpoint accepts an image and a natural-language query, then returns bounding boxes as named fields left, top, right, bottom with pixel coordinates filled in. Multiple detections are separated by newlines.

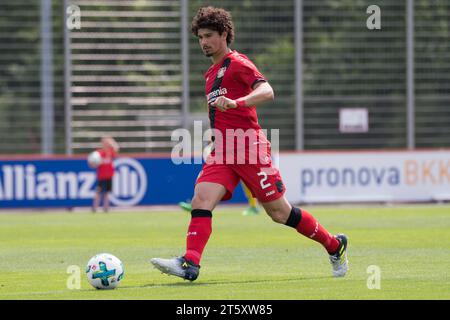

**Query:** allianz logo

left=110, top=158, right=147, bottom=206
left=0, top=158, right=147, bottom=207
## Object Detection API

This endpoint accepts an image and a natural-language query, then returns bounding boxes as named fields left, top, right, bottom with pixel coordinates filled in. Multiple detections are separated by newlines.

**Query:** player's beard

left=202, top=46, right=214, bottom=57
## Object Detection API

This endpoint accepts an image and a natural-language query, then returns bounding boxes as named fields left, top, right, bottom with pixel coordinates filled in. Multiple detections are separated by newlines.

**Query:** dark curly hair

left=191, top=6, right=235, bottom=46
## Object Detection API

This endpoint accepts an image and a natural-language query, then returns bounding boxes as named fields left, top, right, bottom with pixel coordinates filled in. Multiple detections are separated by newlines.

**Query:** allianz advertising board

left=0, top=156, right=246, bottom=208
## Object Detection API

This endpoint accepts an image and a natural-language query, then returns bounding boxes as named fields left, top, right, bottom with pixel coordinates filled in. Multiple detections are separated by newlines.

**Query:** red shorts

left=195, top=158, right=286, bottom=203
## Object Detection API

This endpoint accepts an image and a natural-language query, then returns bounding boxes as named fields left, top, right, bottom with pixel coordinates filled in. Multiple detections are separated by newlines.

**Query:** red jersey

left=204, top=50, right=266, bottom=132
left=96, top=148, right=116, bottom=180
left=204, top=50, right=269, bottom=163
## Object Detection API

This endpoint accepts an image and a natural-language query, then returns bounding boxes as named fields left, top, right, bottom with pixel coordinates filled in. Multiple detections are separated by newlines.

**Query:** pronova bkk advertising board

left=0, top=155, right=246, bottom=208
left=279, top=150, right=450, bottom=203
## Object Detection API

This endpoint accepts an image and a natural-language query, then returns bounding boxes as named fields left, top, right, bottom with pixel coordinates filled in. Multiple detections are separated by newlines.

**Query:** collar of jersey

left=213, top=50, right=236, bottom=67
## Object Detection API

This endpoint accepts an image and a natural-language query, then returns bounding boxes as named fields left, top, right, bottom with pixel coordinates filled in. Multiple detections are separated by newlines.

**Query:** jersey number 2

left=257, top=171, right=271, bottom=190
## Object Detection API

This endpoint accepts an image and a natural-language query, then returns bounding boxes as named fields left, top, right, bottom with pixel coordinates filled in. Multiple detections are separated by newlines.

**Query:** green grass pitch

left=0, top=205, right=449, bottom=300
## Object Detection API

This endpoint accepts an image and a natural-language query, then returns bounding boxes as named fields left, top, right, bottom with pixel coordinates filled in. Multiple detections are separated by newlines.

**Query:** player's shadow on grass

left=123, top=276, right=331, bottom=289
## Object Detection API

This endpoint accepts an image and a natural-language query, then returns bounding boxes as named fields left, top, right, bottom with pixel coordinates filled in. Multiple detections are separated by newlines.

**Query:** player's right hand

left=210, top=96, right=237, bottom=112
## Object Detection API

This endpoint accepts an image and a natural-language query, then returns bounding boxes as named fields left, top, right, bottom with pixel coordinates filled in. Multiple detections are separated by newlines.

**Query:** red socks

left=183, top=207, right=340, bottom=266
left=184, top=210, right=212, bottom=265
left=286, top=207, right=340, bottom=254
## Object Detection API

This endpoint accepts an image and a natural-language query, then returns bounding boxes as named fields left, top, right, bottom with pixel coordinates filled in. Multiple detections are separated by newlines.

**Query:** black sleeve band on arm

left=191, top=209, right=213, bottom=218
left=251, top=79, right=267, bottom=89
left=285, top=207, right=302, bottom=228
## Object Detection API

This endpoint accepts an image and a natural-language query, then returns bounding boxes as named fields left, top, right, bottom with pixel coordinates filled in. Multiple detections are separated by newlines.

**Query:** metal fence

left=67, top=0, right=183, bottom=153
left=415, top=0, right=450, bottom=148
left=0, top=0, right=65, bottom=154
left=0, top=0, right=449, bottom=154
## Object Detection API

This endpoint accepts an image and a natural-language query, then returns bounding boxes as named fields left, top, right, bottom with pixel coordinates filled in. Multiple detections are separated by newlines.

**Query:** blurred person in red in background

left=92, top=137, right=119, bottom=213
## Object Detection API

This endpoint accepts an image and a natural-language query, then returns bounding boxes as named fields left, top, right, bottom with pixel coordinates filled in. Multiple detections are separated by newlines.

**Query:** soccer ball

left=87, top=151, right=102, bottom=168
left=86, top=253, right=124, bottom=290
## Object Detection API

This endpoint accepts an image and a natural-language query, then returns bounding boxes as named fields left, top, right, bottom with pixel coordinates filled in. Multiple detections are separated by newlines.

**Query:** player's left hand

left=210, top=96, right=237, bottom=112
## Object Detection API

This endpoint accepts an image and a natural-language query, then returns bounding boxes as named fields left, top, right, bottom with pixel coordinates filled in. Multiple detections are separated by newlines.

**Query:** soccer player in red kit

left=151, top=7, right=348, bottom=280
left=92, top=137, right=119, bottom=213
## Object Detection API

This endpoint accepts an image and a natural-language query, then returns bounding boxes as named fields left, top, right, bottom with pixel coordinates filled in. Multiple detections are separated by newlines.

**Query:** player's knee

left=267, top=207, right=288, bottom=224
left=191, top=194, right=214, bottom=211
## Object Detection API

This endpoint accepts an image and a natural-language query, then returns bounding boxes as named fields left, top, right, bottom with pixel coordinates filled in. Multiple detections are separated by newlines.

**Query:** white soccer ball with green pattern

left=86, top=253, right=124, bottom=289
